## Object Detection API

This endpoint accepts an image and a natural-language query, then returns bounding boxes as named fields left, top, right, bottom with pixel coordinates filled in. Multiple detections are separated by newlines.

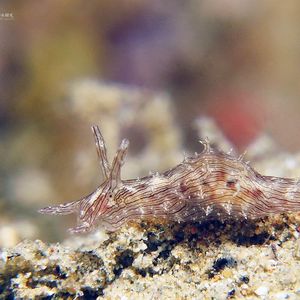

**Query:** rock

left=274, top=292, right=290, bottom=299
left=255, top=286, right=269, bottom=297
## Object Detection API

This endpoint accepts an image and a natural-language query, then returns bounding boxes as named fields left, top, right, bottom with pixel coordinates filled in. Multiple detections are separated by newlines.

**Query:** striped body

left=39, top=126, right=300, bottom=233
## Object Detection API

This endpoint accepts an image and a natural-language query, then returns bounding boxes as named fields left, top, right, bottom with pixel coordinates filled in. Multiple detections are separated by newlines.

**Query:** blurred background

left=1, top=0, right=300, bottom=243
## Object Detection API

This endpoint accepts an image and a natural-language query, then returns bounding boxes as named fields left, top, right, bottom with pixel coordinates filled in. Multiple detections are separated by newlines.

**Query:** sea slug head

left=70, top=176, right=124, bottom=233
left=39, top=125, right=129, bottom=233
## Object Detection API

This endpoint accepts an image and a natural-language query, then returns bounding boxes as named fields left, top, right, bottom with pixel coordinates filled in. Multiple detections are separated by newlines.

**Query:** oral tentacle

left=38, top=199, right=80, bottom=215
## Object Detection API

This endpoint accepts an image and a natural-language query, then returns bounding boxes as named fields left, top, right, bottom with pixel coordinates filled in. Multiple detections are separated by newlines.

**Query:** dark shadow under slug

left=39, top=125, right=300, bottom=233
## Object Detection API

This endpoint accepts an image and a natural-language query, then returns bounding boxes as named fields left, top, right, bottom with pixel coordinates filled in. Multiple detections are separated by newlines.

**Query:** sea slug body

left=39, top=125, right=300, bottom=233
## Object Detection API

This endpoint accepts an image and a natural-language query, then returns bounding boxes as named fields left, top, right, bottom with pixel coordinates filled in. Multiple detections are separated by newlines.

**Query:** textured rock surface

left=1, top=214, right=300, bottom=299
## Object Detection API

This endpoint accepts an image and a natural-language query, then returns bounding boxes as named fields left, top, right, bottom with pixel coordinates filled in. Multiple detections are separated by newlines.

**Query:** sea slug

left=39, top=125, right=300, bottom=233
